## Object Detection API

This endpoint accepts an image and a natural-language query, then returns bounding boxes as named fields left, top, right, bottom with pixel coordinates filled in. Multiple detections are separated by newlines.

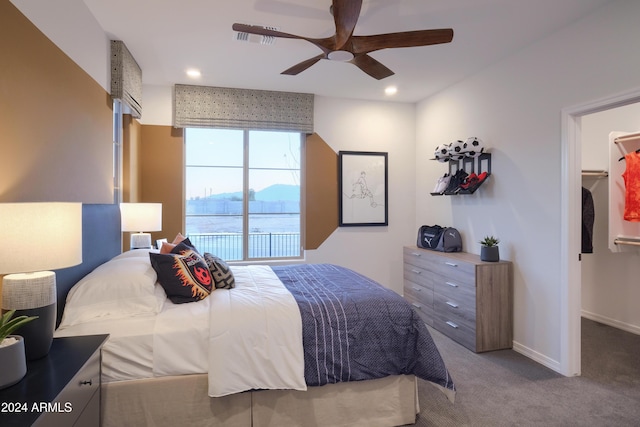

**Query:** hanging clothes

left=582, top=187, right=594, bottom=253
left=622, top=151, right=640, bottom=222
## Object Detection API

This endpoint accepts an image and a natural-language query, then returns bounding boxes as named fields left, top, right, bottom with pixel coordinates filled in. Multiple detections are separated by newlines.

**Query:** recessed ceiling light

left=385, top=86, right=398, bottom=96
left=186, top=69, right=201, bottom=78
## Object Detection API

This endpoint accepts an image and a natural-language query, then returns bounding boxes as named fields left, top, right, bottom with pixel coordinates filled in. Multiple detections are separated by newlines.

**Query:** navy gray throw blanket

left=271, top=264, right=455, bottom=394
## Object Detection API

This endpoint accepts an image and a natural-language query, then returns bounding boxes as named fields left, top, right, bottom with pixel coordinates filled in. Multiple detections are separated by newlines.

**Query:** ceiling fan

left=232, top=0, right=453, bottom=80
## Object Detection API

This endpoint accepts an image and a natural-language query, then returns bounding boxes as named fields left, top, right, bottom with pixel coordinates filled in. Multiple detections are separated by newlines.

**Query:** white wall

left=416, top=0, right=640, bottom=371
left=581, top=104, right=640, bottom=334
left=305, top=97, right=416, bottom=295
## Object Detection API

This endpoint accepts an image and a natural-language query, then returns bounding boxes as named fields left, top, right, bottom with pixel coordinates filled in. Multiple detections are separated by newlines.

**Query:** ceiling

left=31, top=0, right=616, bottom=103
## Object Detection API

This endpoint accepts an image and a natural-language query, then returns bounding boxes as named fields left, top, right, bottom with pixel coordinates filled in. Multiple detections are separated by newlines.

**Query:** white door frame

left=560, top=86, right=640, bottom=376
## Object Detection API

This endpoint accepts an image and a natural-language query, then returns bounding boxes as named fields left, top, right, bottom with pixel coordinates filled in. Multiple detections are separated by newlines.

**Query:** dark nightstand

left=0, top=334, right=108, bottom=427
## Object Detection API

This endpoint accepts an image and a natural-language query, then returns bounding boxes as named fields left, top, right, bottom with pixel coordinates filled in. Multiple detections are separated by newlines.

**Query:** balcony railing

left=187, top=232, right=301, bottom=260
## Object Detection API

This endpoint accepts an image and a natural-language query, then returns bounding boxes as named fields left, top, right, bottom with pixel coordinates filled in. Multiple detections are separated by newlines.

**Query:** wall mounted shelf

left=431, top=152, right=492, bottom=196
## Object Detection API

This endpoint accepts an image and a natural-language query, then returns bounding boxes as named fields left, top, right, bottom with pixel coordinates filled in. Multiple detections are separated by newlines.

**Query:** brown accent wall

left=140, top=125, right=185, bottom=245
left=123, top=115, right=142, bottom=202
left=304, top=133, right=338, bottom=249
left=0, top=1, right=113, bottom=203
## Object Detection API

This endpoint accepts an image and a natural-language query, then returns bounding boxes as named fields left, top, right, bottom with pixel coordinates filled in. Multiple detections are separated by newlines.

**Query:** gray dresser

left=403, top=246, right=513, bottom=352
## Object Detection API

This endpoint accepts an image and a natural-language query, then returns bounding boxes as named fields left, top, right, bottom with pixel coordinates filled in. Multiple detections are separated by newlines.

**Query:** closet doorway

left=581, top=103, right=640, bottom=338
left=562, top=89, right=640, bottom=377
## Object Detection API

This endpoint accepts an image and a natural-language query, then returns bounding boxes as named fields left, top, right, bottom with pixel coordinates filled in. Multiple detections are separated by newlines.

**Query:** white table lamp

left=120, top=203, right=162, bottom=249
left=0, top=203, right=82, bottom=360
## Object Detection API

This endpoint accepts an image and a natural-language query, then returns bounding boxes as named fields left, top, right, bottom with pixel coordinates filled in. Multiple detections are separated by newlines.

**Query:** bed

left=53, top=204, right=455, bottom=426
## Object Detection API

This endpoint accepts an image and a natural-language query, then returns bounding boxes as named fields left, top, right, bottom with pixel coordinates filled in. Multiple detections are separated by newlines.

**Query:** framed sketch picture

left=338, top=151, right=388, bottom=226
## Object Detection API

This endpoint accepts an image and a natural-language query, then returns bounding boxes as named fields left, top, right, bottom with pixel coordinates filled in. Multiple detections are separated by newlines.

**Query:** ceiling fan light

left=328, top=50, right=354, bottom=62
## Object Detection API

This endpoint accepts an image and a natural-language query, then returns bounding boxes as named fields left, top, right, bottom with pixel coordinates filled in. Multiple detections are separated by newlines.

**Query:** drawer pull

left=446, top=301, right=459, bottom=308
left=411, top=269, right=421, bottom=275
left=412, top=286, right=421, bottom=292
left=412, top=303, right=422, bottom=309
left=446, top=321, right=459, bottom=329
left=445, top=282, right=459, bottom=288
left=445, top=262, right=458, bottom=267
left=80, top=379, right=93, bottom=386
left=411, top=252, right=422, bottom=257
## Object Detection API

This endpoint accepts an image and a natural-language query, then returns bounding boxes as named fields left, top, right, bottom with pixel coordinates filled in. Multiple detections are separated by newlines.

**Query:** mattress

left=54, top=314, right=157, bottom=382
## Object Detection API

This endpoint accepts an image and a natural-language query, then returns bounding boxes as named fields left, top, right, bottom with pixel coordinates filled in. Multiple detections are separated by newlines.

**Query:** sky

left=185, top=128, right=301, bottom=199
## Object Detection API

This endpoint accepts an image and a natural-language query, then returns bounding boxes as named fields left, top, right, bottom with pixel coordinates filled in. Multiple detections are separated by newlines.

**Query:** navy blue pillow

left=150, top=242, right=213, bottom=303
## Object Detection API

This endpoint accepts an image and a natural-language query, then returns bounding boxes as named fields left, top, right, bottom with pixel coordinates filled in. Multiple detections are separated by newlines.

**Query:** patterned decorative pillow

left=203, top=253, right=235, bottom=289
left=160, top=237, right=195, bottom=254
left=150, top=243, right=213, bottom=303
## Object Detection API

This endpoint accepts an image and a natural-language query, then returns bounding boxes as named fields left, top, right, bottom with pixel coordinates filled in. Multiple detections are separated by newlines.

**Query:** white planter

left=0, top=335, right=27, bottom=389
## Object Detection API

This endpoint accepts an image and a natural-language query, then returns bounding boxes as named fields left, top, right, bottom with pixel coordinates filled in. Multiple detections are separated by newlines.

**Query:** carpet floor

left=409, top=318, right=640, bottom=426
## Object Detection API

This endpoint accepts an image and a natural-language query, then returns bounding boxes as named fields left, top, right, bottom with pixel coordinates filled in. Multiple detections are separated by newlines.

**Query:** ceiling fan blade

left=351, top=28, right=454, bottom=54
left=331, top=0, right=363, bottom=49
left=233, top=23, right=335, bottom=52
left=281, top=54, right=325, bottom=76
left=350, top=54, right=394, bottom=80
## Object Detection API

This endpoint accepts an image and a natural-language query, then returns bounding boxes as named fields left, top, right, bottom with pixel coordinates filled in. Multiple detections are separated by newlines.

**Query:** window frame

left=185, top=128, right=305, bottom=262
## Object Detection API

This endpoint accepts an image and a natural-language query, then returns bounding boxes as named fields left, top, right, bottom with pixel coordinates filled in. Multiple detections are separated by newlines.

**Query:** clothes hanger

left=618, top=148, right=640, bottom=161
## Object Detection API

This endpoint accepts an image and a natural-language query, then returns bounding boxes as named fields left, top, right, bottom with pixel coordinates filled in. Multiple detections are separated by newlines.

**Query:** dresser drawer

left=432, top=312, right=476, bottom=351
left=403, top=264, right=434, bottom=290
left=404, top=247, right=477, bottom=285
left=404, top=279, right=434, bottom=308
left=433, top=273, right=476, bottom=301
left=403, top=247, right=442, bottom=272
left=404, top=293, right=435, bottom=327
left=433, top=291, right=475, bottom=330
left=34, top=349, right=100, bottom=427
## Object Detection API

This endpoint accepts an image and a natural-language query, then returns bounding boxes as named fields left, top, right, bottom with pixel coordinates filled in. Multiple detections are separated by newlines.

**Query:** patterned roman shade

left=173, top=84, right=314, bottom=133
left=111, top=40, right=142, bottom=118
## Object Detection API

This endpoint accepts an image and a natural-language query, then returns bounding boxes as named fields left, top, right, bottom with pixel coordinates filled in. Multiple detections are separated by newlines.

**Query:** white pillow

left=59, top=256, right=166, bottom=328
left=111, top=248, right=158, bottom=261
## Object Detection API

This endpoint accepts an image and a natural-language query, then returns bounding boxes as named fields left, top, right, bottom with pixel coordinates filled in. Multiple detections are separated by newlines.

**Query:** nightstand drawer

left=34, top=347, right=101, bottom=427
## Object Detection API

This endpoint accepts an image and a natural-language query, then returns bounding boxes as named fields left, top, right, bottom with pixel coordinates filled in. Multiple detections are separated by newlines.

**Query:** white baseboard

left=581, top=310, right=640, bottom=336
left=512, top=340, right=562, bottom=374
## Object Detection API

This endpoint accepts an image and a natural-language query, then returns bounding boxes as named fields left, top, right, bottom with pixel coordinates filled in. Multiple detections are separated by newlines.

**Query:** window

left=185, top=128, right=303, bottom=261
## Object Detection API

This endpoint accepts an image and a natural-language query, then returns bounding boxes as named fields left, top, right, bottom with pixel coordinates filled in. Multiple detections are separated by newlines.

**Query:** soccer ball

left=462, top=137, right=485, bottom=158
left=448, top=140, right=466, bottom=161
left=434, top=144, right=451, bottom=162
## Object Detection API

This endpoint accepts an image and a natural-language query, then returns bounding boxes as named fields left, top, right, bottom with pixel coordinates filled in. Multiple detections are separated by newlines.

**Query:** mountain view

left=205, top=184, right=300, bottom=202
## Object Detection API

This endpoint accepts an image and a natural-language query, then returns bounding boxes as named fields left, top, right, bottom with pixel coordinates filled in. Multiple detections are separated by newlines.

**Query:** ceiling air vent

left=234, top=25, right=278, bottom=45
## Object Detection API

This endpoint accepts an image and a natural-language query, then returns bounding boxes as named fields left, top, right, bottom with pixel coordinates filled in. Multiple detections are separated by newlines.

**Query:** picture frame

left=338, top=151, right=388, bottom=227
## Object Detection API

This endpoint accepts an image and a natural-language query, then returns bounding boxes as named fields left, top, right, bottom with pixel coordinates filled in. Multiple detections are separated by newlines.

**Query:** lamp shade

left=120, top=203, right=162, bottom=232
left=0, top=203, right=82, bottom=274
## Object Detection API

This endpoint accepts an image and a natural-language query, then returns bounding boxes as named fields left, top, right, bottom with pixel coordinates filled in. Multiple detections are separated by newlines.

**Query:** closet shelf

left=581, top=170, right=608, bottom=177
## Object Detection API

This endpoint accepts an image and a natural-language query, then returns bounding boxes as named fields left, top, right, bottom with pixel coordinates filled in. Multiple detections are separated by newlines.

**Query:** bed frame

left=54, top=204, right=420, bottom=427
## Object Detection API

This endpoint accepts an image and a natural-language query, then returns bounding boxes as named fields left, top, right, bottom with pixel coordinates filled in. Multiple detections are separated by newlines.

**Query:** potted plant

left=479, top=235, right=500, bottom=262
left=0, top=310, right=37, bottom=389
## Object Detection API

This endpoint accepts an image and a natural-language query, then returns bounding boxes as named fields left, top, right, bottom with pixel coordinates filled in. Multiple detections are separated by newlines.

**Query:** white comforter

left=153, top=265, right=307, bottom=397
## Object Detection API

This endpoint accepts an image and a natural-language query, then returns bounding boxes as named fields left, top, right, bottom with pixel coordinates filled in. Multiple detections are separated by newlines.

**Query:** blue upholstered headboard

left=54, top=204, right=122, bottom=327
